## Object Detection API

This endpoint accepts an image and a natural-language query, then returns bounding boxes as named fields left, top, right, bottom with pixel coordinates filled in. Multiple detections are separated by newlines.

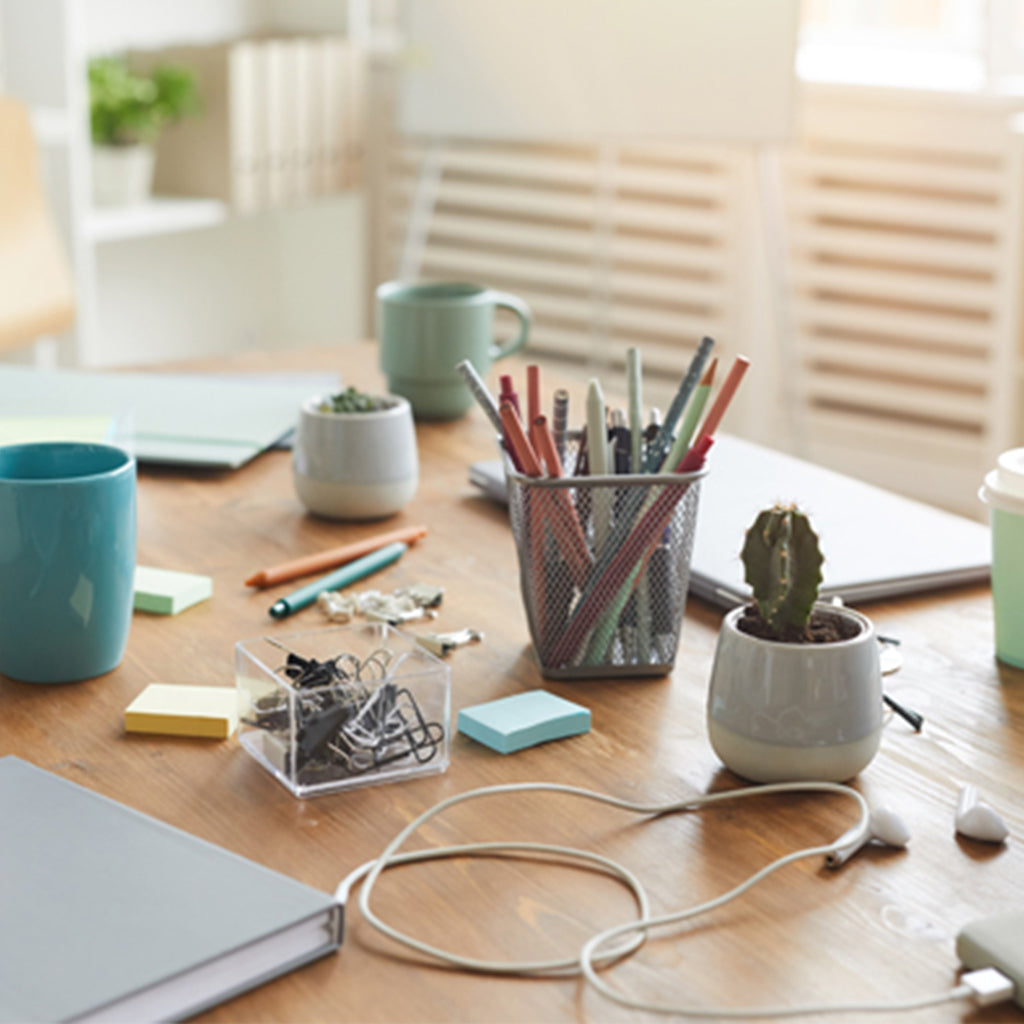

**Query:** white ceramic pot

left=706, top=603, right=882, bottom=783
left=91, top=144, right=156, bottom=206
left=292, top=395, right=418, bottom=520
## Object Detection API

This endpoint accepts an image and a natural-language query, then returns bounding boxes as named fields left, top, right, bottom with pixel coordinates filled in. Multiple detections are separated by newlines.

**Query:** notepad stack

left=137, top=36, right=363, bottom=212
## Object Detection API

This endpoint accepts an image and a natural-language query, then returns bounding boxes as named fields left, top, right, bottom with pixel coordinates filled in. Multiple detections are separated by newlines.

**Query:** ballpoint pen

left=626, top=347, right=643, bottom=474
left=586, top=378, right=612, bottom=555
left=610, top=408, right=631, bottom=475
left=269, top=541, right=409, bottom=619
left=552, top=388, right=570, bottom=466
left=526, top=364, right=542, bottom=453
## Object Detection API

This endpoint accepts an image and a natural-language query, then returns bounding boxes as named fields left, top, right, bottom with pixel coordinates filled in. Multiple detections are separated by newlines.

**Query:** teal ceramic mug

left=377, top=281, right=532, bottom=420
left=0, top=442, right=136, bottom=683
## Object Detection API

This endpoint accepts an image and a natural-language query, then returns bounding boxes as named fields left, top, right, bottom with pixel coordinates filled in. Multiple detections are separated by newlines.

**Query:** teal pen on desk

left=268, top=541, right=408, bottom=619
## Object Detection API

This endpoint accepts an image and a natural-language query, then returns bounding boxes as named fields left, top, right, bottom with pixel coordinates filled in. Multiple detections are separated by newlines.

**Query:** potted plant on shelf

left=705, top=503, right=883, bottom=783
left=88, top=55, right=199, bottom=206
left=292, top=387, right=419, bottom=521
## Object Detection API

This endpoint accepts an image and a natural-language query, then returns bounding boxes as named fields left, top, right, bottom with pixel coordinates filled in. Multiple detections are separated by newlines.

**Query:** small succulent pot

left=292, top=394, right=418, bottom=521
left=706, top=602, right=883, bottom=783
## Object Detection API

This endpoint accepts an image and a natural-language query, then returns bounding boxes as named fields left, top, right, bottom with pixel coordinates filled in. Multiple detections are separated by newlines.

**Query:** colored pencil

left=547, top=437, right=714, bottom=667
left=245, top=525, right=428, bottom=588
left=659, top=357, right=717, bottom=473
left=643, top=336, right=715, bottom=472
left=500, top=401, right=542, bottom=476
left=533, top=415, right=592, bottom=585
left=455, top=359, right=503, bottom=435
left=692, top=354, right=750, bottom=446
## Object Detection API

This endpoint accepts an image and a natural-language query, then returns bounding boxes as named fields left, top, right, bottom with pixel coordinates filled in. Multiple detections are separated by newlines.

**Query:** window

left=797, top=0, right=1024, bottom=91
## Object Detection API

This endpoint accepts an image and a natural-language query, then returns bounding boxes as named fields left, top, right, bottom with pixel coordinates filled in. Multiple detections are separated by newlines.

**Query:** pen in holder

left=506, top=436, right=705, bottom=679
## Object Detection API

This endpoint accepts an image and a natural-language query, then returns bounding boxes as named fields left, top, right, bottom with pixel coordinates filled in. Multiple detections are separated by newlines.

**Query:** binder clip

left=416, top=628, right=483, bottom=658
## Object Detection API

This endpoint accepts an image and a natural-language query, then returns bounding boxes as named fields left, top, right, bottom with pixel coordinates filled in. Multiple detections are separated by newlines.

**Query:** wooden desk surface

left=4, top=343, right=1022, bottom=1023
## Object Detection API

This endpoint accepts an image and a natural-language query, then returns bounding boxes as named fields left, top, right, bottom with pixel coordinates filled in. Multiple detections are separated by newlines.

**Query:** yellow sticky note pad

left=125, top=684, right=239, bottom=739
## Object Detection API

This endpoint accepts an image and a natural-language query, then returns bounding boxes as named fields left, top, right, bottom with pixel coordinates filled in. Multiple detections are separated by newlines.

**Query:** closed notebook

left=0, top=757, right=342, bottom=1023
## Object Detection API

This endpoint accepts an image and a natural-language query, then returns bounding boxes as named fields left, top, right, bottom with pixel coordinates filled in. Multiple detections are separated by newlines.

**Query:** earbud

left=825, top=807, right=911, bottom=869
left=955, top=785, right=1009, bottom=844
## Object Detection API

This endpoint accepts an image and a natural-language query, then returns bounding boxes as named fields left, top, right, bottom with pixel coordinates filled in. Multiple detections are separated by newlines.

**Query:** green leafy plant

left=88, top=56, right=200, bottom=147
left=740, top=503, right=824, bottom=641
left=318, top=387, right=390, bottom=413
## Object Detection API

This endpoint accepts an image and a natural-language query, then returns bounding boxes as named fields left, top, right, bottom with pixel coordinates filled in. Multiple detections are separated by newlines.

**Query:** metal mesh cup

left=506, top=438, right=704, bottom=679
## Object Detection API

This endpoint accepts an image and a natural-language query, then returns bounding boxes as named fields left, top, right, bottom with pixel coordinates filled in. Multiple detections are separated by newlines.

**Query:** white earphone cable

left=337, top=779, right=977, bottom=1017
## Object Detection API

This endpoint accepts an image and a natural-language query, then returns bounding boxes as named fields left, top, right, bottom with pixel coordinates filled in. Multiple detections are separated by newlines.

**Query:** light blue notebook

left=0, top=367, right=338, bottom=469
left=0, top=757, right=342, bottom=1023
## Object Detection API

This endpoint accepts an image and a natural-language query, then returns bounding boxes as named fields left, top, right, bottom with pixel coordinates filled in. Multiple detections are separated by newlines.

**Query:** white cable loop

left=337, top=779, right=974, bottom=1017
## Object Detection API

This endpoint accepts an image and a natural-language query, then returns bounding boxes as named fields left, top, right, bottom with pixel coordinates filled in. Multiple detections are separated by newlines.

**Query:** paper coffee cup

left=979, top=448, right=1024, bottom=667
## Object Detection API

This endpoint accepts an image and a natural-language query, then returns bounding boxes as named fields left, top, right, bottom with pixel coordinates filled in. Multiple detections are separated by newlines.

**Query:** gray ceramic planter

left=706, top=603, right=883, bottom=783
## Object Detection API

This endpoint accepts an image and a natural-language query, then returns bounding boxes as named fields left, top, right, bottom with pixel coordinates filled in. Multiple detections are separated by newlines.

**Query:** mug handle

left=488, top=292, right=533, bottom=362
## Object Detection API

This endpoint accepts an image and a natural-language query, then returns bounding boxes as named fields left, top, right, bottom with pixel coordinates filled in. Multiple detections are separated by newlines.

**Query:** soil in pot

left=736, top=604, right=862, bottom=644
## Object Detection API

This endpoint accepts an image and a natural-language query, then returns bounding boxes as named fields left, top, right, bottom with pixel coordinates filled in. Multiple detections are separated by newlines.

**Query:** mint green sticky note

left=457, top=690, right=590, bottom=754
left=134, top=567, right=213, bottom=615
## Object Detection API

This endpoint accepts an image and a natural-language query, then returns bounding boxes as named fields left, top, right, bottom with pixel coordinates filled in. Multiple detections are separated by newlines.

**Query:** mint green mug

left=377, top=281, right=532, bottom=420
left=980, top=447, right=1024, bottom=667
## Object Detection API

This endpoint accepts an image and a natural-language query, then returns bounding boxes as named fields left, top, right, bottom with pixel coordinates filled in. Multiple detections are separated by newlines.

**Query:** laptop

left=469, top=433, right=991, bottom=608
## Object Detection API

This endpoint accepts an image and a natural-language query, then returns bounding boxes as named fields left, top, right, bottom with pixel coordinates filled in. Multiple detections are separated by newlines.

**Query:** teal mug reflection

left=0, top=442, right=136, bottom=683
left=377, top=281, right=532, bottom=420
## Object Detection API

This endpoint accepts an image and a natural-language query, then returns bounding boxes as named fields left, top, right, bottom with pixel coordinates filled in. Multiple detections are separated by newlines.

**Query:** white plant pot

left=706, top=603, right=883, bottom=783
left=292, top=395, right=419, bottom=521
left=91, top=144, right=156, bottom=207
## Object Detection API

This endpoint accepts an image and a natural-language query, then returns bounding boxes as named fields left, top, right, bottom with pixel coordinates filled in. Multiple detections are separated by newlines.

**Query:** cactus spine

left=740, top=503, right=823, bottom=640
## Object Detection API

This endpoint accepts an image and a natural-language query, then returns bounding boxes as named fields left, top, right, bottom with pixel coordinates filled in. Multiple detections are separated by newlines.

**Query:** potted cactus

left=705, top=504, right=883, bottom=783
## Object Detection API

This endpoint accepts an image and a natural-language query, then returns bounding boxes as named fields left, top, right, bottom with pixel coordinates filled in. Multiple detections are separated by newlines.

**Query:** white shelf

left=1, top=0, right=368, bottom=366
left=86, top=196, right=230, bottom=243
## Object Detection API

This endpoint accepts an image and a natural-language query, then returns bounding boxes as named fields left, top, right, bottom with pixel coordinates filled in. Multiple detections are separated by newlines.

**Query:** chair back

left=0, top=96, right=75, bottom=352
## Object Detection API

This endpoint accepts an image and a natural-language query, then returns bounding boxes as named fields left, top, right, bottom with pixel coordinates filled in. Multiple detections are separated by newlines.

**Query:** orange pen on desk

left=245, top=525, right=428, bottom=588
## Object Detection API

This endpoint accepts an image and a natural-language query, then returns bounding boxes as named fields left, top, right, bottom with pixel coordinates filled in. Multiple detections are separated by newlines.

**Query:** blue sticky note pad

left=457, top=691, right=590, bottom=754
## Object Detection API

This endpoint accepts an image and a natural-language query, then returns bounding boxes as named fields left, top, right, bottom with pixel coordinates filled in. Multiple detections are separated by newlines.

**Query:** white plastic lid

left=979, top=447, right=1024, bottom=513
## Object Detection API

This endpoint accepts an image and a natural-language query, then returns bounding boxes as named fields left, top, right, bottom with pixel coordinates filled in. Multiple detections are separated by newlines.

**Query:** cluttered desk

left=0, top=341, right=1022, bottom=1023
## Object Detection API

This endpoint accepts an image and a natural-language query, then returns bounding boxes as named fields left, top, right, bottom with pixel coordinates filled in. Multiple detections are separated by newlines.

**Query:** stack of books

left=139, top=36, right=363, bottom=212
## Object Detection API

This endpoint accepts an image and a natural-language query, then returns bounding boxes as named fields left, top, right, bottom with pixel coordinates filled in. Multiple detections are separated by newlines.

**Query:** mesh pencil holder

left=506, top=441, right=705, bottom=679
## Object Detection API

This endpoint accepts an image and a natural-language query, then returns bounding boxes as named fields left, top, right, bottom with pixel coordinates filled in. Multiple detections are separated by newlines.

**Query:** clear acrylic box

left=236, top=623, right=450, bottom=797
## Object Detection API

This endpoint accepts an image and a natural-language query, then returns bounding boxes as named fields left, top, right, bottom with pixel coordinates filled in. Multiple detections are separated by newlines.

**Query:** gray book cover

left=0, top=757, right=342, bottom=1022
